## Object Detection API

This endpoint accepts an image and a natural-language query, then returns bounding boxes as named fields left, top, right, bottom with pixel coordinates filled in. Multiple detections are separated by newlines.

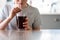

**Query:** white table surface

left=0, top=29, right=60, bottom=40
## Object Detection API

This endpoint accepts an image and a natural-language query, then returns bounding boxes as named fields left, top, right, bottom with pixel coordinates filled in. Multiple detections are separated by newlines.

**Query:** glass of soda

left=16, top=13, right=27, bottom=30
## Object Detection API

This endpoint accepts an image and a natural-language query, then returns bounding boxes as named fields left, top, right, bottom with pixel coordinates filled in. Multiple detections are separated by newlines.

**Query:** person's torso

left=5, top=3, right=36, bottom=30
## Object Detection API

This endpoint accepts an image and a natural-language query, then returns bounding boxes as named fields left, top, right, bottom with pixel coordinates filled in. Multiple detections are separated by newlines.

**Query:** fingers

left=24, top=25, right=32, bottom=30
left=24, top=28, right=28, bottom=30
left=23, top=25, right=28, bottom=28
left=23, top=20, right=28, bottom=28
left=23, top=17, right=28, bottom=25
left=22, top=17, right=32, bottom=30
left=13, top=7, right=21, bottom=13
left=25, top=17, right=28, bottom=21
left=23, top=17, right=29, bottom=28
left=23, top=22, right=28, bottom=25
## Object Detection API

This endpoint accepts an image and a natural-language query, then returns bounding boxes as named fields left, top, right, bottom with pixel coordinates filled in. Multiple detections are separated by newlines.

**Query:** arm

left=0, top=17, right=12, bottom=30
left=0, top=7, right=21, bottom=30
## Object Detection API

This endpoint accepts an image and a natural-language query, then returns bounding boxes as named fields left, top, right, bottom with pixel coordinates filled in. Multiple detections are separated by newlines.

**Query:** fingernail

left=23, top=23, right=24, bottom=24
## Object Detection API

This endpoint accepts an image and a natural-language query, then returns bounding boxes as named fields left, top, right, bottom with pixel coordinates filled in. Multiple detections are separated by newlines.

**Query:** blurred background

left=0, top=0, right=60, bottom=14
left=0, top=0, right=60, bottom=29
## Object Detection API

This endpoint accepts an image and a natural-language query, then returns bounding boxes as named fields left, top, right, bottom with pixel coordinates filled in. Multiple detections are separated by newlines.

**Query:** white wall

left=0, top=0, right=60, bottom=14
left=28, top=0, right=60, bottom=14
